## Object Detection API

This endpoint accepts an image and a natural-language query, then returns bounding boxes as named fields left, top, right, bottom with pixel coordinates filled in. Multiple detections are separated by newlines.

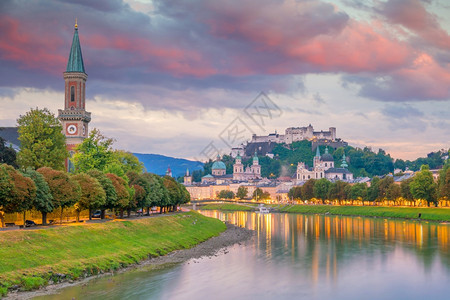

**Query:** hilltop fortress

left=232, top=124, right=348, bottom=158
left=251, top=125, right=336, bottom=144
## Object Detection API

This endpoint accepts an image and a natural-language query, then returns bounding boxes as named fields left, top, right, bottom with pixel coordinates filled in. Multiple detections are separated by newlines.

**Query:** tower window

left=70, top=86, right=75, bottom=102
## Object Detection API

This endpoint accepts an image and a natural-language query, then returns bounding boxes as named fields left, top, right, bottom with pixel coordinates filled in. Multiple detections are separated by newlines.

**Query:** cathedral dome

left=321, top=147, right=334, bottom=162
left=212, top=161, right=226, bottom=170
left=321, top=153, right=334, bottom=162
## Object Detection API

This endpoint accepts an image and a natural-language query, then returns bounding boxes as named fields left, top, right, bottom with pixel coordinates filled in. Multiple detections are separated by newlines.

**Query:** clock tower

left=58, top=21, right=91, bottom=167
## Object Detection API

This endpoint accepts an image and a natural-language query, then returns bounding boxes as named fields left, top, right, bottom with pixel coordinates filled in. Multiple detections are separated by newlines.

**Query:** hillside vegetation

left=193, top=141, right=448, bottom=181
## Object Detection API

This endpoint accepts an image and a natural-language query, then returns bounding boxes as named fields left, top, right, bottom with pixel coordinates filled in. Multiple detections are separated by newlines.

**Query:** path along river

left=35, top=210, right=450, bottom=300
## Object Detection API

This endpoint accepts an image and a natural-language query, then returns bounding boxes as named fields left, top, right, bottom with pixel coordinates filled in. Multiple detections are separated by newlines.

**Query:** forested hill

left=133, top=153, right=203, bottom=177
left=194, top=141, right=448, bottom=180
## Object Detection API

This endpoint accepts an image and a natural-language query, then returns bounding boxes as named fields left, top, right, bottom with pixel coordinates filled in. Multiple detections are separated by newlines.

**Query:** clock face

left=67, top=124, right=77, bottom=135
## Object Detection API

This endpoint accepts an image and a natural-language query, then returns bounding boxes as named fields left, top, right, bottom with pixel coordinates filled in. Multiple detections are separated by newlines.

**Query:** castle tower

left=233, top=154, right=244, bottom=181
left=251, top=151, right=261, bottom=178
left=58, top=20, right=91, bottom=167
left=184, top=168, right=192, bottom=185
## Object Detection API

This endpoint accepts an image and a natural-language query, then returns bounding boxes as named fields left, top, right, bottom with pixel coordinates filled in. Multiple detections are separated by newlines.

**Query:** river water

left=35, top=211, right=450, bottom=300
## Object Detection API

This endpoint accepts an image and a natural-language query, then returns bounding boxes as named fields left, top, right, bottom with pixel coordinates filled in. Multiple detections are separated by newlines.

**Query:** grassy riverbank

left=200, top=203, right=450, bottom=222
left=200, top=203, right=256, bottom=211
left=0, top=211, right=226, bottom=297
left=279, top=205, right=450, bottom=222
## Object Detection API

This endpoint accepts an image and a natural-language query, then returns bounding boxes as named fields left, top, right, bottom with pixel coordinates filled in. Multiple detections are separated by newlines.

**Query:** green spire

left=315, top=146, right=321, bottom=158
left=341, top=154, right=348, bottom=168
left=66, top=21, right=85, bottom=73
left=253, top=150, right=259, bottom=163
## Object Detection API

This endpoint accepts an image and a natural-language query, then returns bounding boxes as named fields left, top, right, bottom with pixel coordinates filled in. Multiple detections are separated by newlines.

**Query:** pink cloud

left=381, top=0, right=450, bottom=50
left=289, top=20, right=413, bottom=73
left=0, top=17, right=66, bottom=74
left=84, top=33, right=217, bottom=77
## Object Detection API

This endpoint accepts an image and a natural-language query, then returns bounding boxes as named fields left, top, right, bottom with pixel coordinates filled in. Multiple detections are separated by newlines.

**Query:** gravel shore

left=5, top=222, right=254, bottom=299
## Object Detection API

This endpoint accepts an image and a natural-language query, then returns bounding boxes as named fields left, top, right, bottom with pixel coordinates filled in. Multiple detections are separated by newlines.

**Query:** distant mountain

left=133, top=153, right=204, bottom=177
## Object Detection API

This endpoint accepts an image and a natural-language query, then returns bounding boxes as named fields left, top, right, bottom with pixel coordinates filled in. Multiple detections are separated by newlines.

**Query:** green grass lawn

left=198, top=203, right=450, bottom=222
left=0, top=211, right=225, bottom=296
left=200, top=203, right=256, bottom=211
left=279, top=205, right=450, bottom=222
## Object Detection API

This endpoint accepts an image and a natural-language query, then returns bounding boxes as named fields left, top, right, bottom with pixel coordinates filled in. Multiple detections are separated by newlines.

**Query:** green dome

left=321, top=147, right=334, bottom=162
left=212, top=161, right=226, bottom=170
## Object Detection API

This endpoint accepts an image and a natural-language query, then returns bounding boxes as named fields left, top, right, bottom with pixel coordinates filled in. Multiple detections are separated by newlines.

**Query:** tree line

left=288, top=164, right=449, bottom=206
left=0, top=108, right=190, bottom=227
left=216, top=186, right=271, bottom=200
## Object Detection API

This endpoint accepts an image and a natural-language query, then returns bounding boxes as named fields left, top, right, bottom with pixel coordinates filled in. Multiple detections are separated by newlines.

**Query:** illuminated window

left=70, top=86, right=75, bottom=102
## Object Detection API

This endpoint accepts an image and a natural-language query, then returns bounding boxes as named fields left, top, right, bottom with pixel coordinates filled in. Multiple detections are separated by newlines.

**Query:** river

left=35, top=211, right=450, bottom=300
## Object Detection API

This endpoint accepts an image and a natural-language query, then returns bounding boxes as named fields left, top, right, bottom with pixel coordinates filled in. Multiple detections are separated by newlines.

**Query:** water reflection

left=35, top=212, right=450, bottom=300
left=202, top=210, right=450, bottom=281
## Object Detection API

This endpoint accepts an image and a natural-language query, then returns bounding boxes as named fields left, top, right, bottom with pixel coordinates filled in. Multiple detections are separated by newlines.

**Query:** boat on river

left=256, top=205, right=270, bottom=213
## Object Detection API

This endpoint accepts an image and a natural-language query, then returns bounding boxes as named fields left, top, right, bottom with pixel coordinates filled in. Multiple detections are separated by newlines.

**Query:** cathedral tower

left=58, top=21, right=91, bottom=161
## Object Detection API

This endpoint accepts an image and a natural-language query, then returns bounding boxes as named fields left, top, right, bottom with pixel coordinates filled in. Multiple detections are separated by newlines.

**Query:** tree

left=313, top=178, right=330, bottom=200
left=163, top=176, right=183, bottom=212
left=179, top=184, right=190, bottom=205
left=0, top=136, right=17, bottom=168
left=437, top=165, right=450, bottom=200
left=17, top=108, right=68, bottom=170
left=105, top=173, right=129, bottom=217
left=349, top=183, right=368, bottom=200
left=104, top=162, right=129, bottom=182
left=87, top=169, right=117, bottom=219
left=410, top=165, right=437, bottom=205
left=401, top=178, right=414, bottom=201
left=23, top=168, right=54, bottom=225
left=142, top=173, right=169, bottom=214
left=37, top=167, right=81, bottom=223
left=302, top=179, right=316, bottom=200
left=236, top=186, right=248, bottom=199
left=367, top=177, right=380, bottom=201
left=288, top=186, right=302, bottom=200
left=0, top=164, right=14, bottom=226
left=126, top=185, right=136, bottom=217
left=378, top=176, right=395, bottom=199
left=218, top=190, right=235, bottom=199
left=328, top=181, right=349, bottom=200
left=387, top=183, right=401, bottom=200
left=394, top=159, right=407, bottom=171
left=127, top=171, right=152, bottom=212
left=252, top=188, right=270, bottom=200
left=72, top=173, right=106, bottom=221
left=0, top=164, right=36, bottom=227
left=113, top=150, right=145, bottom=174
left=73, top=128, right=115, bottom=173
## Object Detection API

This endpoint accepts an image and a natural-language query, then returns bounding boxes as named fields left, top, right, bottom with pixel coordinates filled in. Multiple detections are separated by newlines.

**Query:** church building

left=58, top=21, right=91, bottom=170
left=233, top=151, right=262, bottom=181
left=296, top=147, right=353, bottom=183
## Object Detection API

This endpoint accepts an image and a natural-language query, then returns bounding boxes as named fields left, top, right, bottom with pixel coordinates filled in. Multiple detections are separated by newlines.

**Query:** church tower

left=58, top=20, right=91, bottom=163
left=184, top=169, right=192, bottom=186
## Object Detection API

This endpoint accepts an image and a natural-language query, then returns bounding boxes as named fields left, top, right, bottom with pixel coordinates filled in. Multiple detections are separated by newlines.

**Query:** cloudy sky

left=0, top=0, right=449, bottom=161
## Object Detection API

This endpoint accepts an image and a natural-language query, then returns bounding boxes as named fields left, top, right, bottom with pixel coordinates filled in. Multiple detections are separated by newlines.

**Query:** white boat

left=256, top=206, right=270, bottom=213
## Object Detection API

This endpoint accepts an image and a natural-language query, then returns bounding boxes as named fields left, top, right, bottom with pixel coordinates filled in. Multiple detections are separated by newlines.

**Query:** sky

left=0, top=0, right=449, bottom=162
